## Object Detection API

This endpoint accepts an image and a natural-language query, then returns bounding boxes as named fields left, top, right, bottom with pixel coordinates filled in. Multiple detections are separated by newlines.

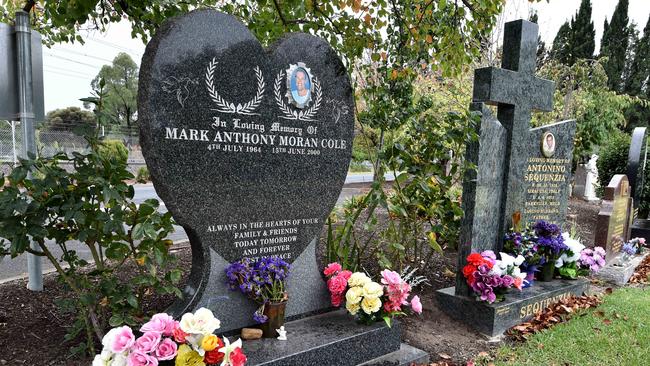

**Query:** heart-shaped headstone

left=139, top=9, right=354, bottom=330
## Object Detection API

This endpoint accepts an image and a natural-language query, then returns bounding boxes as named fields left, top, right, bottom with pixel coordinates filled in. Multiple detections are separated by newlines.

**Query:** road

left=0, top=172, right=394, bottom=282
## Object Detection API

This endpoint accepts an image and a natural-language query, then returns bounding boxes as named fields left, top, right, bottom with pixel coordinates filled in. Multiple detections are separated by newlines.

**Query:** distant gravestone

left=437, top=19, right=588, bottom=337
left=595, top=174, right=632, bottom=262
left=138, top=10, right=354, bottom=332
left=627, top=127, right=649, bottom=241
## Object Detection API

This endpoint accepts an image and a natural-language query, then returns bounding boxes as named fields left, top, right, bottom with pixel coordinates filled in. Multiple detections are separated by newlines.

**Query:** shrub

left=136, top=166, right=150, bottom=183
left=97, top=139, right=128, bottom=164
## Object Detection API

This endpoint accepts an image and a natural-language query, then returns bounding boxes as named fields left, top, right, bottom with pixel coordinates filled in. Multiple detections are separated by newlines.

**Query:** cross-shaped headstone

left=473, top=20, right=574, bottom=233
left=454, top=20, right=577, bottom=296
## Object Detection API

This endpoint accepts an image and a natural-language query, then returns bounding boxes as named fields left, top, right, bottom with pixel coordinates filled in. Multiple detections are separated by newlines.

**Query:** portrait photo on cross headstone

left=1, top=2, right=650, bottom=366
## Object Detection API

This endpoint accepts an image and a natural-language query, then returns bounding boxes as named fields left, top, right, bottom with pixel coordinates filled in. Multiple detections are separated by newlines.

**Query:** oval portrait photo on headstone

left=286, top=62, right=313, bottom=108
left=541, top=131, right=556, bottom=158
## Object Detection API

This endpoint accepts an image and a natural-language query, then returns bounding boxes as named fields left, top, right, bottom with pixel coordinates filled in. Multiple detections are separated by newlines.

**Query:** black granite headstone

left=138, top=10, right=354, bottom=332
left=437, top=19, right=587, bottom=335
left=627, top=127, right=647, bottom=213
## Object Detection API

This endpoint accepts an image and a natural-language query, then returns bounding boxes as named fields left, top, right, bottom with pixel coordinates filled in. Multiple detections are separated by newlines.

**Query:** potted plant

left=225, top=256, right=291, bottom=337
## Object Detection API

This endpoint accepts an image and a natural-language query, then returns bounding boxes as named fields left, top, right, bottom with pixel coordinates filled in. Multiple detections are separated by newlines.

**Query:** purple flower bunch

left=578, top=247, right=606, bottom=273
left=225, top=256, right=291, bottom=323
left=622, top=243, right=637, bottom=256
left=533, top=220, right=568, bottom=257
left=466, top=251, right=520, bottom=304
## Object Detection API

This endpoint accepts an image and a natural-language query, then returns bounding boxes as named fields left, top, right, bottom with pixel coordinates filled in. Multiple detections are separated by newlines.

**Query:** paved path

left=0, top=173, right=392, bottom=282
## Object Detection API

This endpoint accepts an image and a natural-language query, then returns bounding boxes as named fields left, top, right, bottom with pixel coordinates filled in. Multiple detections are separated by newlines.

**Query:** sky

left=35, top=0, right=650, bottom=113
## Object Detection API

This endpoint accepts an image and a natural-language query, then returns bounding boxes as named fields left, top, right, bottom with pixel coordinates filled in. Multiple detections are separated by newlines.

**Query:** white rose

left=179, top=307, right=221, bottom=335
left=345, top=286, right=364, bottom=304
left=347, top=272, right=371, bottom=287
left=362, top=281, right=384, bottom=299
left=101, top=328, right=120, bottom=350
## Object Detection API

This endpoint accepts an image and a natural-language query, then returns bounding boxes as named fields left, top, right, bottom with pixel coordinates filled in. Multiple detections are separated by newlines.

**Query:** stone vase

left=538, top=262, right=555, bottom=282
left=261, top=301, right=287, bottom=338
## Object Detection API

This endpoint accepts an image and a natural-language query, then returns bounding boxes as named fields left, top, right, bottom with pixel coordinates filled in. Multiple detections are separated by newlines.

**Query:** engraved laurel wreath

left=274, top=70, right=322, bottom=121
left=205, top=57, right=265, bottom=116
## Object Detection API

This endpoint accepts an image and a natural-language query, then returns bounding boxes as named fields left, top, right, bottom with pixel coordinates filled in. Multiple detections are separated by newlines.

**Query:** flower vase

left=260, top=301, right=287, bottom=338
left=538, top=262, right=555, bottom=282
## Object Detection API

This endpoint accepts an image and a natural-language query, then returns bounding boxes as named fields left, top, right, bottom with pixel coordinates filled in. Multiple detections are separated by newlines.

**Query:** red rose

left=466, top=253, right=484, bottom=266
left=230, top=347, right=247, bottom=366
left=173, top=327, right=189, bottom=343
left=462, top=264, right=476, bottom=278
left=204, top=347, right=225, bottom=364
left=327, top=274, right=348, bottom=295
left=338, top=270, right=352, bottom=280
left=331, top=292, right=345, bottom=307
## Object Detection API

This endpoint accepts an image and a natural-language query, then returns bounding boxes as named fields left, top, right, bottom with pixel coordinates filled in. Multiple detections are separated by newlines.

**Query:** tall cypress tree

left=551, top=21, right=572, bottom=64
left=624, top=16, right=650, bottom=96
left=600, top=0, right=630, bottom=91
left=529, top=11, right=549, bottom=67
left=570, top=0, right=596, bottom=61
left=550, top=0, right=595, bottom=65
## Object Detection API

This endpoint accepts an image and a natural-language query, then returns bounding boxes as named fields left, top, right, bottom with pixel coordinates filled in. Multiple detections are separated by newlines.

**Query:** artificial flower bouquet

left=554, top=232, right=586, bottom=279
left=503, top=223, right=545, bottom=279
left=323, top=262, right=422, bottom=326
left=578, top=246, right=606, bottom=272
left=623, top=237, right=646, bottom=258
left=93, top=308, right=247, bottom=366
left=462, top=251, right=525, bottom=304
left=225, top=256, right=291, bottom=324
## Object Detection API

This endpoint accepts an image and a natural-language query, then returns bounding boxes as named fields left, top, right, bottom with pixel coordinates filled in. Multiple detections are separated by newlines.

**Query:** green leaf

left=109, top=314, right=124, bottom=327
left=132, top=223, right=145, bottom=240
left=383, top=316, right=392, bottom=328
left=126, top=294, right=138, bottom=308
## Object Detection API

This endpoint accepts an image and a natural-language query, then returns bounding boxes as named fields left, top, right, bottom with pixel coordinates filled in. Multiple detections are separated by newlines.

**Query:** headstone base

left=243, top=310, right=429, bottom=366
left=435, top=279, right=590, bottom=337
left=631, top=219, right=650, bottom=241
left=595, top=252, right=649, bottom=286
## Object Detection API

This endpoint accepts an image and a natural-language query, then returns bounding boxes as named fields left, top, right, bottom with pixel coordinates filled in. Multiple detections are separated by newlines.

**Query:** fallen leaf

left=477, top=351, right=490, bottom=358
left=603, top=319, right=612, bottom=325
left=537, top=343, right=544, bottom=349
left=438, top=353, right=452, bottom=360
left=594, top=311, right=605, bottom=317
left=605, top=287, right=613, bottom=295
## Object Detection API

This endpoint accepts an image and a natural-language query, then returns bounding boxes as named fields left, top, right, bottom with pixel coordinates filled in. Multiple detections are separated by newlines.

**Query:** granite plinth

left=596, top=253, right=649, bottom=286
left=436, top=279, right=590, bottom=337
left=360, top=344, right=430, bottom=366
left=242, top=310, right=423, bottom=366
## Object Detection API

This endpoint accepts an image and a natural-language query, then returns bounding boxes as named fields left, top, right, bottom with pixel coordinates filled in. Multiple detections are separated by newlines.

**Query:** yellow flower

left=201, top=334, right=219, bottom=351
left=347, top=272, right=371, bottom=287
left=345, top=286, right=364, bottom=304
left=361, top=296, right=382, bottom=315
left=362, top=281, right=383, bottom=299
left=346, top=301, right=361, bottom=315
left=175, top=344, right=206, bottom=366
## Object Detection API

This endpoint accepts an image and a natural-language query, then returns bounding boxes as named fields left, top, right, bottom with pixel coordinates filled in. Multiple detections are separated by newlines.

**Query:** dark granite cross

left=473, top=20, right=555, bottom=233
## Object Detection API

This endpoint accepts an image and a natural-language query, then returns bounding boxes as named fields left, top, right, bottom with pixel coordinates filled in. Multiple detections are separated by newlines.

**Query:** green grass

left=493, top=287, right=650, bottom=366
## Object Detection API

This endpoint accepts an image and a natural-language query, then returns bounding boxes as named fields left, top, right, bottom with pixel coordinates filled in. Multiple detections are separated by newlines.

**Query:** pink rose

left=411, top=295, right=422, bottom=314
left=111, top=326, right=136, bottom=354
left=331, top=292, right=345, bottom=307
left=229, top=347, right=247, bottom=366
left=154, top=338, right=178, bottom=361
left=380, top=269, right=402, bottom=286
left=140, top=313, right=178, bottom=336
left=323, top=262, right=342, bottom=277
left=134, top=331, right=161, bottom=354
left=327, top=274, right=348, bottom=294
left=339, top=270, right=352, bottom=280
left=127, top=351, right=159, bottom=366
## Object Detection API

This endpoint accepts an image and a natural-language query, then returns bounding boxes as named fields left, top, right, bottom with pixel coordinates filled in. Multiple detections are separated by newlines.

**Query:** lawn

left=493, top=287, right=650, bottom=366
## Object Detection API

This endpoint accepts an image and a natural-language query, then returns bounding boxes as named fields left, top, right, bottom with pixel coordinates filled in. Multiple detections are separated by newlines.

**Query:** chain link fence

left=0, top=121, right=145, bottom=175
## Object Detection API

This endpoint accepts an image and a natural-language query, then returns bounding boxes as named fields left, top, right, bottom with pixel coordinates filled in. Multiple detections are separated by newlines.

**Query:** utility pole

left=15, top=10, right=42, bottom=291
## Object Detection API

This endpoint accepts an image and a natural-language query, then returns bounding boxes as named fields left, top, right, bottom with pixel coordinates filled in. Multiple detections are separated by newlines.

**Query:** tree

left=550, top=0, right=595, bottom=65
left=551, top=21, right=572, bottom=64
left=600, top=0, right=630, bottom=91
left=89, top=53, right=138, bottom=128
left=624, top=16, right=650, bottom=96
left=569, top=0, right=595, bottom=61
left=42, top=106, right=96, bottom=131
left=529, top=11, right=549, bottom=67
